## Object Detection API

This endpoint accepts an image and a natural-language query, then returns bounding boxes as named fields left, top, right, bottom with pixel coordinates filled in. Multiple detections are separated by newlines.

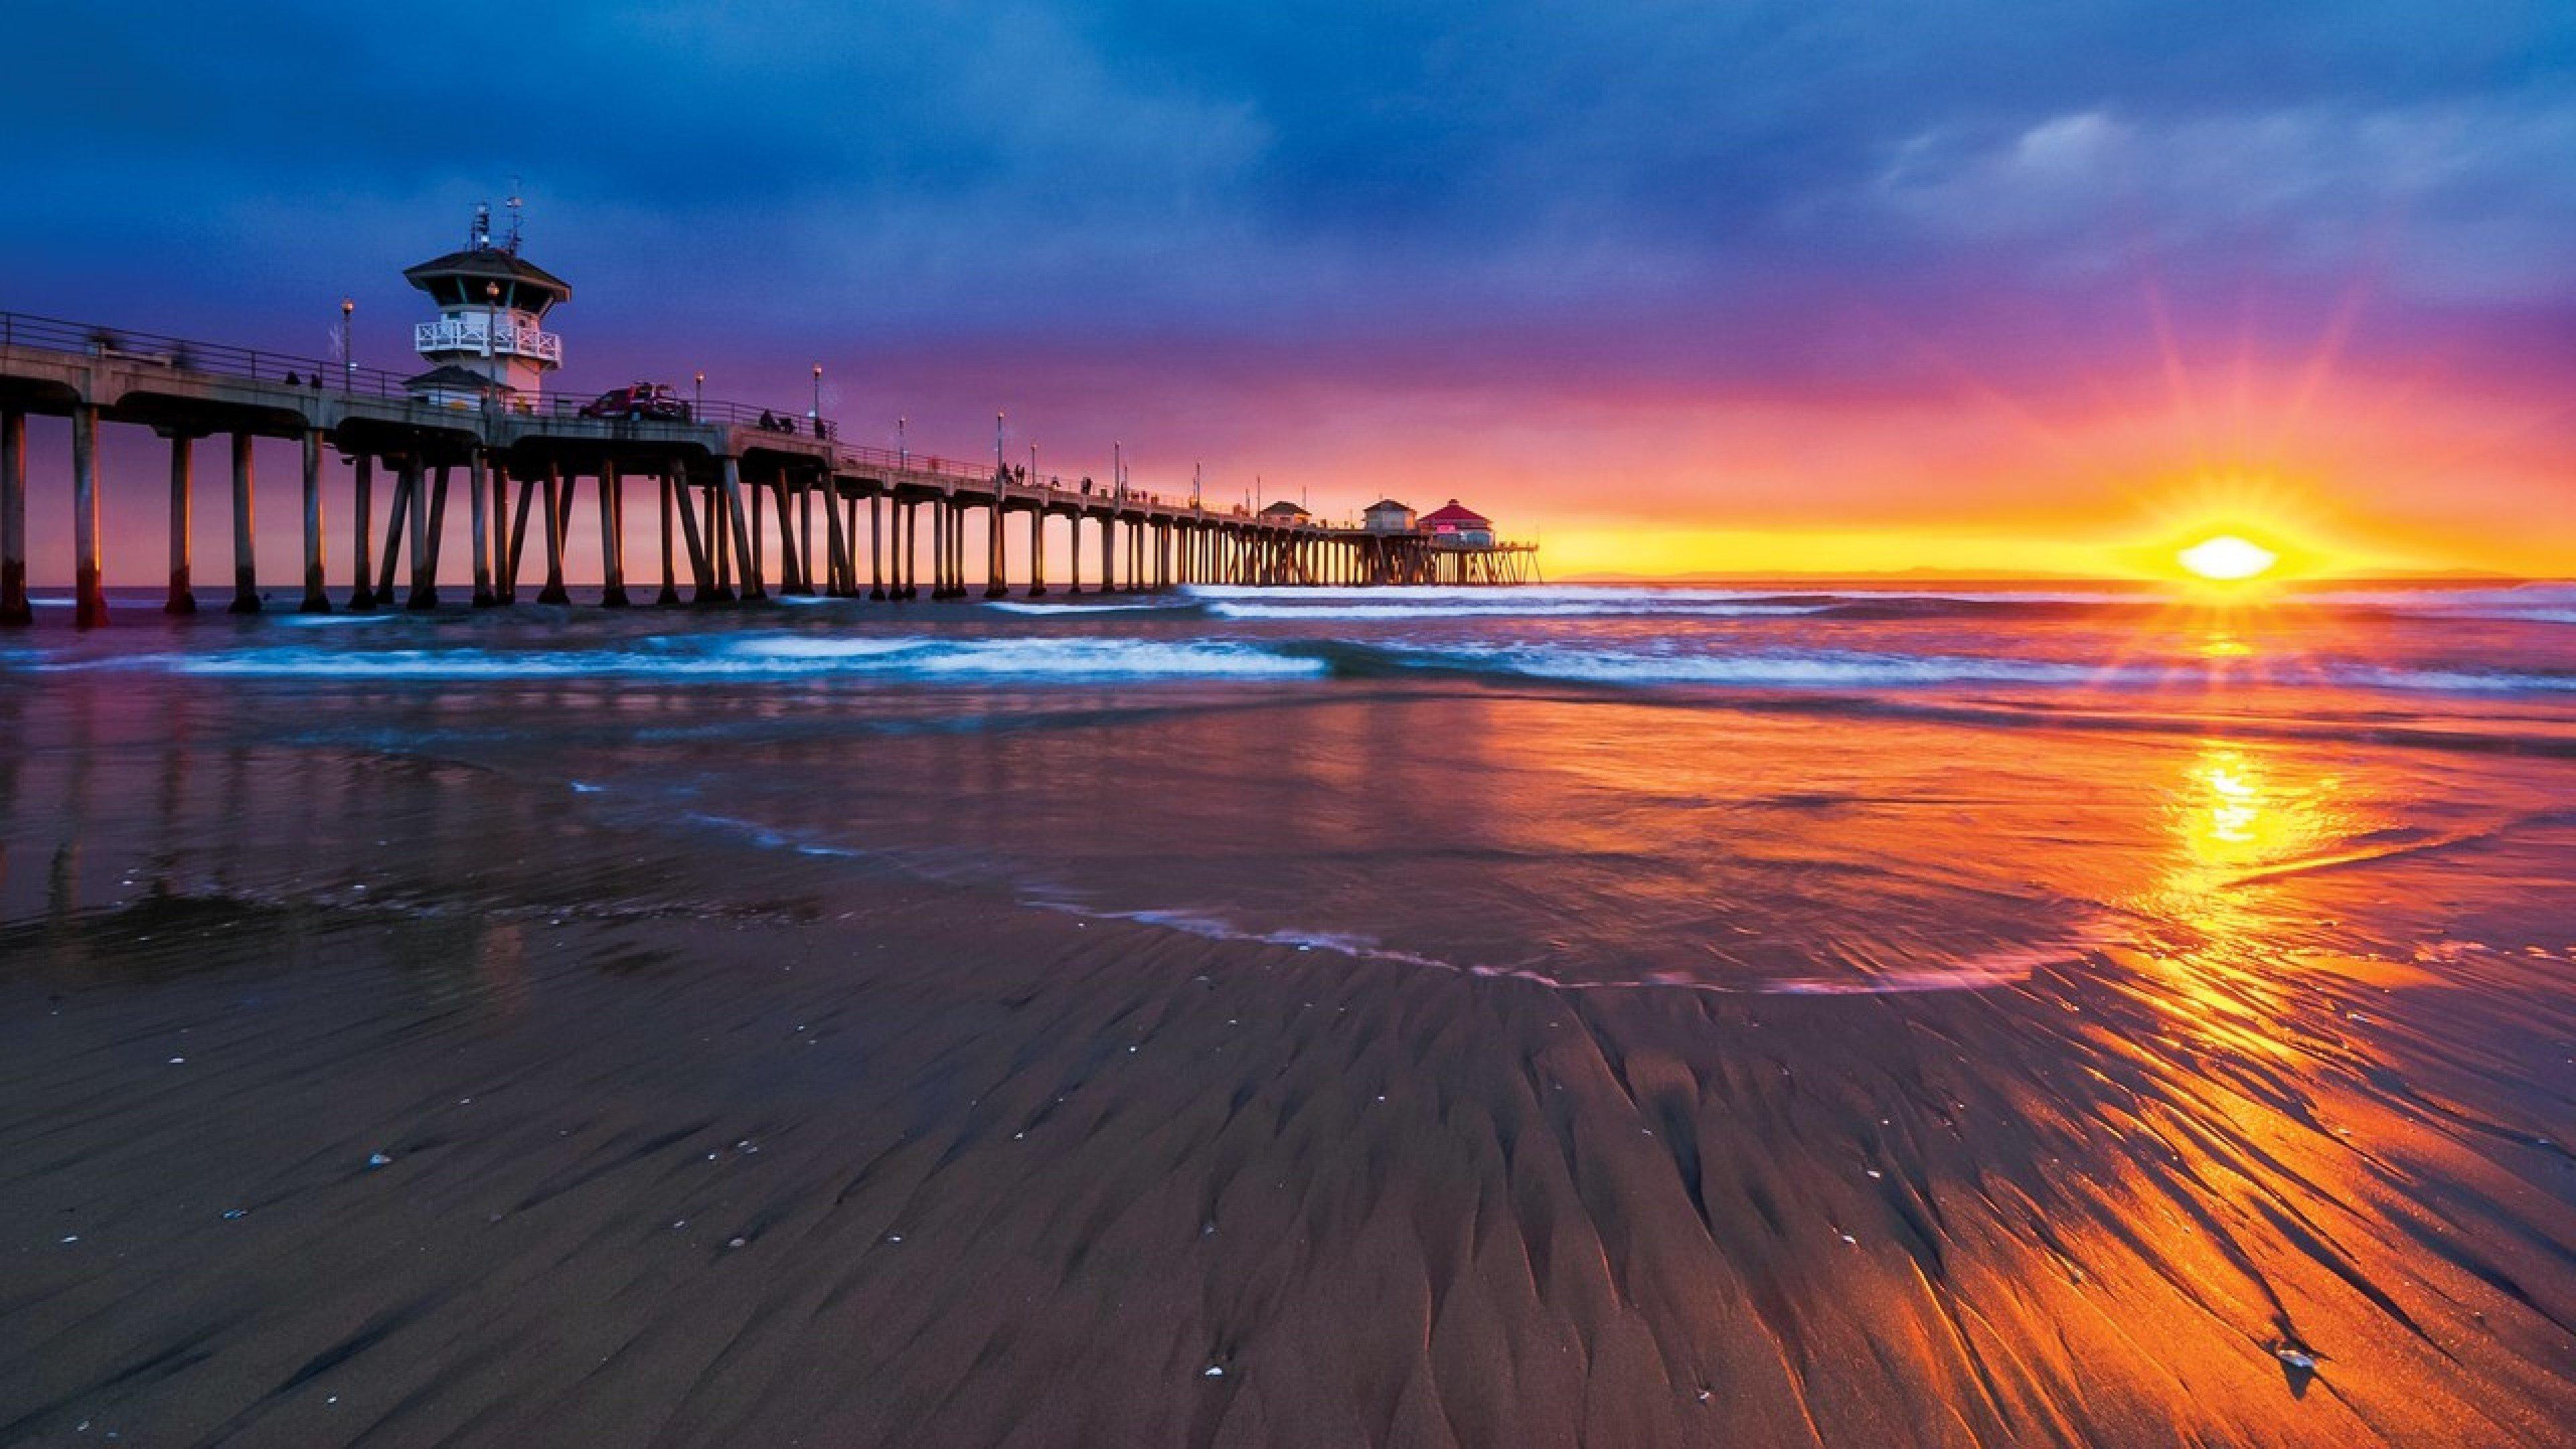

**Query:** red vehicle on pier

left=578, top=382, right=692, bottom=421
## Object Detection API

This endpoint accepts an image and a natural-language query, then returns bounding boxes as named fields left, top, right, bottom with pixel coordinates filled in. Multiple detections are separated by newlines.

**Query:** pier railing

left=1, top=309, right=421, bottom=398
left=0, top=308, right=854, bottom=441
left=3, top=308, right=1271, bottom=521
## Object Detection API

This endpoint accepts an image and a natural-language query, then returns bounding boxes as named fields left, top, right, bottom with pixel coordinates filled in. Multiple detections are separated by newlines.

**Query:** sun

left=2176, top=534, right=2279, bottom=582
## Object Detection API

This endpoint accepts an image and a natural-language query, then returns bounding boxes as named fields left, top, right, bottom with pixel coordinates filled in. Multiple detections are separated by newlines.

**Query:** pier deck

left=0, top=311, right=1537, bottom=625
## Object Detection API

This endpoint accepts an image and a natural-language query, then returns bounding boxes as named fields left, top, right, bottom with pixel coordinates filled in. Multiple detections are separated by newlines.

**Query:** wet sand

left=5, top=618, right=2576, bottom=1446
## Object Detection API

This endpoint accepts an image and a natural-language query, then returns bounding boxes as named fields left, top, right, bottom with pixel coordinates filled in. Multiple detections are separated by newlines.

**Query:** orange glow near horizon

left=1287, top=377, right=2520, bottom=582
left=1267, top=301, right=2573, bottom=580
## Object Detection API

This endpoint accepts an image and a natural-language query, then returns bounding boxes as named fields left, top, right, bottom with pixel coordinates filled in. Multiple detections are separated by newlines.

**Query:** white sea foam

left=1205, top=599, right=1826, bottom=620
left=1397, top=643, right=2131, bottom=688
left=42, top=633, right=1326, bottom=684
left=984, top=598, right=1198, bottom=615
left=718, top=636, right=929, bottom=660
left=25, top=633, right=2574, bottom=694
left=1028, top=896, right=2053, bottom=996
left=1181, top=583, right=2129, bottom=608
left=905, top=638, right=1324, bottom=678
left=1387, top=642, right=2576, bottom=694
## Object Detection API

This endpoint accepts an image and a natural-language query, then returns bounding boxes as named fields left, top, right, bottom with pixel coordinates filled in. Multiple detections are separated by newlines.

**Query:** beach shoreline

left=5, top=593, right=2575, bottom=1446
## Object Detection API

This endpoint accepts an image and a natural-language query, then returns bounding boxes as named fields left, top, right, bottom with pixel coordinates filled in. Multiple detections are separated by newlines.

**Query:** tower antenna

left=504, top=178, right=525, bottom=254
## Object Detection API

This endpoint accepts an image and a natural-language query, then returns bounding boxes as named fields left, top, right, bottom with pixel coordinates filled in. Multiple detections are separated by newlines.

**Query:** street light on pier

left=339, top=297, right=354, bottom=392
left=810, top=363, right=823, bottom=435
left=898, top=415, right=907, bottom=470
left=996, top=411, right=1006, bottom=477
left=694, top=371, right=704, bottom=414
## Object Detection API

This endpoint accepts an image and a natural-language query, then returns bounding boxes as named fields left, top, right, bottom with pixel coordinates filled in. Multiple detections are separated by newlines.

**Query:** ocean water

left=9, top=578, right=2576, bottom=1444
left=6, top=579, right=2573, bottom=994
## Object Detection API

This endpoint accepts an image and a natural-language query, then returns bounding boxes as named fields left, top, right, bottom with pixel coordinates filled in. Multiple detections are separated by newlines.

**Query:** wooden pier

left=0, top=311, right=1538, bottom=627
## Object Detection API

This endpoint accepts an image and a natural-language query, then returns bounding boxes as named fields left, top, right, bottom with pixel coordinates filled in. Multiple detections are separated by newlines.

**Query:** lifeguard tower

left=403, top=199, right=570, bottom=410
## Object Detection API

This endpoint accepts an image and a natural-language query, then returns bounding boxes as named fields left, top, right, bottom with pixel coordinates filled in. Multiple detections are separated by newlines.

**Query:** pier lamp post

left=811, top=363, right=824, bottom=436
left=1113, top=441, right=1123, bottom=503
left=694, top=372, right=703, bottom=414
left=996, top=412, right=1006, bottom=477
left=339, top=297, right=354, bottom=392
left=1030, top=443, right=1038, bottom=488
left=898, top=416, right=907, bottom=470
left=483, top=282, right=502, bottom=368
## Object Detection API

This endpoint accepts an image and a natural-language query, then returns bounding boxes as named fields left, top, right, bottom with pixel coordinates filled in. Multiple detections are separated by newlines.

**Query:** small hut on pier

left=1419, top=499, right=1494, bottom=546
left=1362, top=498, right=1415, bottom=533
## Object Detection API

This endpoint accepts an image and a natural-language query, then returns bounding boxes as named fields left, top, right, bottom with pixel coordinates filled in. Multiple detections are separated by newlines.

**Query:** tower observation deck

left=404, top=203, right=570, bottom=410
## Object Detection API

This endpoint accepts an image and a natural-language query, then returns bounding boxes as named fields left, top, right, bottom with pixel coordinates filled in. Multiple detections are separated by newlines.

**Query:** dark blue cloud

left=3, top=0, right=2569, bottom=402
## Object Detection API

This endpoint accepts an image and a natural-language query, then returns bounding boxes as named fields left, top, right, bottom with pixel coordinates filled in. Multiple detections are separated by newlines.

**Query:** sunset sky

left=5, top=1, right=2573, bottom=579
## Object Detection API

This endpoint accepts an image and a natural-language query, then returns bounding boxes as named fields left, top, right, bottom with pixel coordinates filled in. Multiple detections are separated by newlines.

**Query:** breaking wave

left=21, top=634, right=1327, bottom=683
left=15, top=629, right=2576, bottom=695
left=1356, top=641, right=2576, bottom=694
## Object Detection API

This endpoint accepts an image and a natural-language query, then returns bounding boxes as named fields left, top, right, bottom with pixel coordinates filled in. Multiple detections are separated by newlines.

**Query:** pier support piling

left=417, top=465, right=451, bottom=609
left=299, top=430, right=329, bottom=612
left=670, top=469, right=714, bottom=602
left=72, top=406, right=105, bottom=628
left=166, top=434, right=197, bottom=615
left=869, top=493, right=885, bottom=600
left=902, top=500, right=919, bottom=599
left=470, top=450, right=495, bottom=607
left=949, top=501, right=966, bottom=598
left=598, top=462, right=629, bottom=606
left=0, top=409, right=25, bottom=625
left=720, top=458, right=762, bottom=601
left=539, top=462, right=570, bottom=604
left=771, top=477, right=804, bottom=596
left=377, top=460, right=410, bottom=602
left=936, top=502, right=951, bottom=597
left=821, top=476, right=851, bottom=597
left=890, top=500, right=906, bottom=599
left=986, top=502, right=1007, bottom=598
left=490, top=456, right=511, bottom=604
left=228, top=432, right=259, bottom=614
left=406, top=458, right=438, bottom=610
left=504, top=472, right=535, bottom=602
left=657, top=470, right=682, bottom=606
left=796, top=478, right=817, bottom=595
left=0, top=412, right=24, bottom=626
left=349, top=455, right=376, bottom=609
left=715, top=486, right=735, bottom=597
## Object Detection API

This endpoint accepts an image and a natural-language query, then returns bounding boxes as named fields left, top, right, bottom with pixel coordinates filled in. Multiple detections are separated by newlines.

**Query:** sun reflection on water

left=2171, top=744, right=2353, bottom=888
left=2128, top=743, right=2363, bottom=1059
